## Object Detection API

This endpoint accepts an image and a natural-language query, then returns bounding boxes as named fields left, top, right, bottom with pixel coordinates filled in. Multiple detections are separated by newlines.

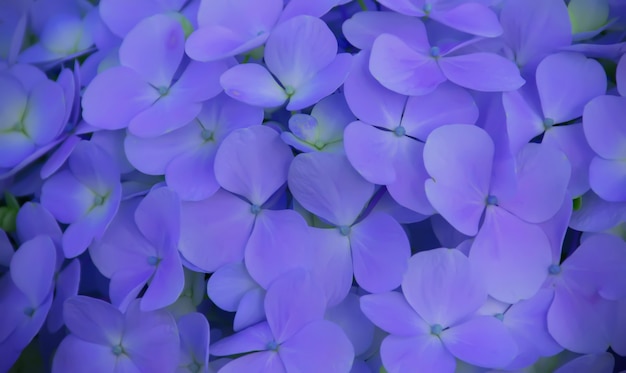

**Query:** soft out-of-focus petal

left=141, top=252, right=184, bottom=311
left=171, top=60, right=231, bottom=103
left=220, top=64, right=287, bottom=108
left=214, top=125, right=292, bottom=205
left=23, top=80, right=65, bottom=145
left=326, top=293, right=375, bottom=356
left=536, top=52, right=606, bottom=124
left=441, top=316, right=517, bottom=368
left=99, top=0, right=185, bottom=37
left=51, top=335, right=117, bottom=373
left=119, top=14, right=184, bottom=88
left=470, top=207, right=552, bottom=303
left=423, top=124, right=493, bottom=236
left=617, top=54, right=626, bottom=97
left=81, top=66, right=158, bottom=130
left=370, top=34, right=445, bottom=96
left=166, top=145, right=220, bottom=201
left=288, top=151, right=374, bottom=226
left=128, top=94, right=201, bottom=138
left=554, top=352, right=614, bottom=373
left=402, top=248, right=487, bottom=328
left=264, top=15, right=336, bottom=89
left=307, top=228, right=353, bottom=306
left=439, top=53, right=525, bottom=92
left=343, top=122, right=400, bottom=185
left=279, top=320, right=354, bottom=373
left=134, top=187, right=180, bottom=250
left=0, top=132, right=35, bottom=169
left=234, top=288, right=266, bottom=332
left=219, top=351, right=285, bottom=373
left=350, top=212, right=410, bottom=293
left=10, top=235, right=55, bottom=305
left=360, top=292, right=428, bottom=336
left=16, top=202, right=62, bottom=247
left=185, top=27, right=267, bottom=62
left=264, top=270, right=325, bottom=343
left=381, top=334, right=455, bottom=373
left=210, top=322, right=273, bottom=356
left=208, top=262, right=259, bottom=312
left=40, top=170, right=94, bottom=224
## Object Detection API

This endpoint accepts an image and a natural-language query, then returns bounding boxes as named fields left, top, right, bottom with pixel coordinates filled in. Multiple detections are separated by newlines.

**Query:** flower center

left=548, top=264, right=561, bottom=275
left=430, top=46, right=440, bottom=58
left=157, top=86, right=169, bottom=96
left=338, top=225, right=351, bottom=236
left=266, top=340, right=279, bottom=351
left=23, top=306, right=35, bottom=317
left=543, top=118, right=555, bottom=129
left=430, top=324, right=443, bottom=336
left=394, top=126, right=406, bottom=137
left=284, top=85, right=295, bottom=96
left=147, top=256, right=161, bottom=266
left=486, top=195, right=498, bottom=206
left=495, top=313, right=505, bottom=321
left=111, top=344, right=124, bottom=356
left=201, top=129, right=214, bottom=141
left=250, top=204, right=262, bottom=215
left=187, top=362, right=201, bottom=373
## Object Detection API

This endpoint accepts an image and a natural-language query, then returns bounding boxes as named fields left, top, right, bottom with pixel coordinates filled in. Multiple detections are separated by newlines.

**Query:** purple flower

left=41, top=140, right=122, bottom=258
left=360, top=248, right=517, bottom=372
left=52, top=296, right=180, bottom=373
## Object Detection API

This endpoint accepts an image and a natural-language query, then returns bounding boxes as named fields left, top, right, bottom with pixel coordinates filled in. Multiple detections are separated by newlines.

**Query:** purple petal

left=439, top=53, right=525, bottom=92
left=171, top=60, right=232, bottom=103
left=23, top=80, right=65, bottom=145
left=124, top=123, right=199, bottom=175
left=370, top=34, right=446, bottom=96
left=433, top=3, right=502, bottom=37
left=279, top=320, right=354, bottom=373
left=264, top=270, right=326, bottom=343
left=179, top=189, right=255, bottom=272
left=342, top=11, right=428, bottom=51
left=109, top=269, right=153, bottom=311
left=570, top=190, right=626, bottom=232
left=51, top=335, right=117, bottom=373
left=69, top=140, right=119, bottom=195
left=81, top=66, right=158, bottom=130
left=122, top=301, right=180, bottom=373
left=11, top=236, right=55, bottom=305
left=307, top=228, right=353, bottom=306
left=119, top=14, right=184, bottom=88
left=583, top=95, right=626, bottom=159
left=47, top=258, right=81, bottom=332
left=441, top=316, right=517, bottom=368
left=617, top=54, right=626, bottom=97
left=128, top=95, right=201, bottom=138
left=536, top=52, right=606, bottom=123
left=140, top=253, right=184, bottom=311
left=502, top=88, right=545, bottom=154
left=134, top=187, right=180, bottom=250
left=40, top=170, right=94, bottom=224
left=343, top=51, right=405, bottom=129
left=500, top=0, right=572, bottom=70
left=289, top=152, right=374, bottom=226
left=469, top=207, right=552, bottom=303
left=0, top=132, right=34, bottom=169
left=498, top=143, right=571, bottom=223
left=350, top=212, right=410, bottom=293
left=211, top=322, right=273, bottom=356
left=99, top=0, right=184, bottom=37
left=589, top=157, right=626, bottom=202
left=208, top=262, right=259, bottom=312
left=423, top=124, right=493, bottom=236
left=0, top=72, right=27, bottom=132
left=63, top=295, right=124, bottom=345
left=220, top=63, right=287, bottom=108
left=214, top=125, right=293, bottom=205
left=381, top=334, right=455, bottom=373
left=554, top=353, right=614, bottom=373
left=325, top=293, right=375, bottom=356
left=265, top=15, right=337, bottom=89
left=401, top=82, right=478, bottom=140
left=245, top=209, right=312, bottom=288
left=40, top=135, right=81, bottom=179
left=360, top=292, right=428, bottom=336
left=286, top=53, right=352, bottom=111
left=234, top=288, right=266, bottom=332
left=402, top=248, right=487, bottom=327
left=16, top=202, right=62, bottom=248
left=375, top=0, right=425, bottom=16
left=219, top=351, right=285, bottom=373
left=166, top=145, right=220, bottom=201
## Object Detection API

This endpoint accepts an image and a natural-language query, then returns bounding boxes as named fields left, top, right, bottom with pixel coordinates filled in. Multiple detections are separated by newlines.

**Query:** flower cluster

left=1, top=0, right=626, bottom=372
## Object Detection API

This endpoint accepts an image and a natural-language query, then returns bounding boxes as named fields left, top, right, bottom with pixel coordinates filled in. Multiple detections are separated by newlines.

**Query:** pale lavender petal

left=279, top=320, right=354, bottom=373
left=119, top=14, right=184, bottom=88
left=128, top=94, right=201, bottom=138
left=220, top=64, right=287, bottom=108
left=583, top=95, right=626, bottom=159
left=10, top=235, right=55, bottom=305
left=265, top=270, right=326, bottom=343
left=0, top=132, right=34, bottom=168
left=81, top=66, right=159, bottom=130
left=264, top=15, right=337, bottom=89
left=140, top=253, right=184, bottom=311
left=350, top=212, right=410, bottom=293
left=325, top=293, right=375, bottom=356
left=207, top=262, right=259, bottom=312
left=219, top=352, right=285, bottom=373
left=589, top=157, right=626, bottom=202
left=166, top=145, right=220, bottom=201
left=134, top=187, right=180, bottom=250
left=441, top=316, right=517, bottom=368
left=171, top=59, right=232, bottom=103
left=211, top=322, right=273, bottom=356
left=179, top=189, right=255, bottom=272
left=214, top=125, right=293, bottom=205
left=401, top=82, right=478, bottom=140
left=502, top=88, right=545, bottom=154
left=286, top=53, right=352, bottom=111
left=498, top=143, right=571, bottom=223
left=536, top=52, right=606, bottom=123
left=288, top=152, right=374, bottom=226
left=178, top=312, right=210, bottom=370
left=439, top=53, right=525, bottom=92
left=52, top=335, right=117, bottom=373
left=307, top=228, right=353, bottom=306
left=99, top=0, right=185, bottom=37
left=109, top=269, right=153, bottom=311
left=63, top=295, right=123, bottom=345
left=375, top=0, right=425, bottom=16
left=360, top=292, right=429, bottom=336
left=233, top=288, right=266, bottom=332
left=245, top=209, right=312, bottom=288
left=433, top=3, right=502, bottom=37
left=342, top=11, right=428, bottom=51
left=185, top=26, right=269, bottom=62
left=381, top=334, right=455, bottom=373
left=23, top=80, right=65, bottom=145
left=402, top=248, right=487, bottom=327
left=469, top=207, right=552, bottom=303
left=423, top=124, right=493, bottom=236
left=370, top=34, right=446, bottom=96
